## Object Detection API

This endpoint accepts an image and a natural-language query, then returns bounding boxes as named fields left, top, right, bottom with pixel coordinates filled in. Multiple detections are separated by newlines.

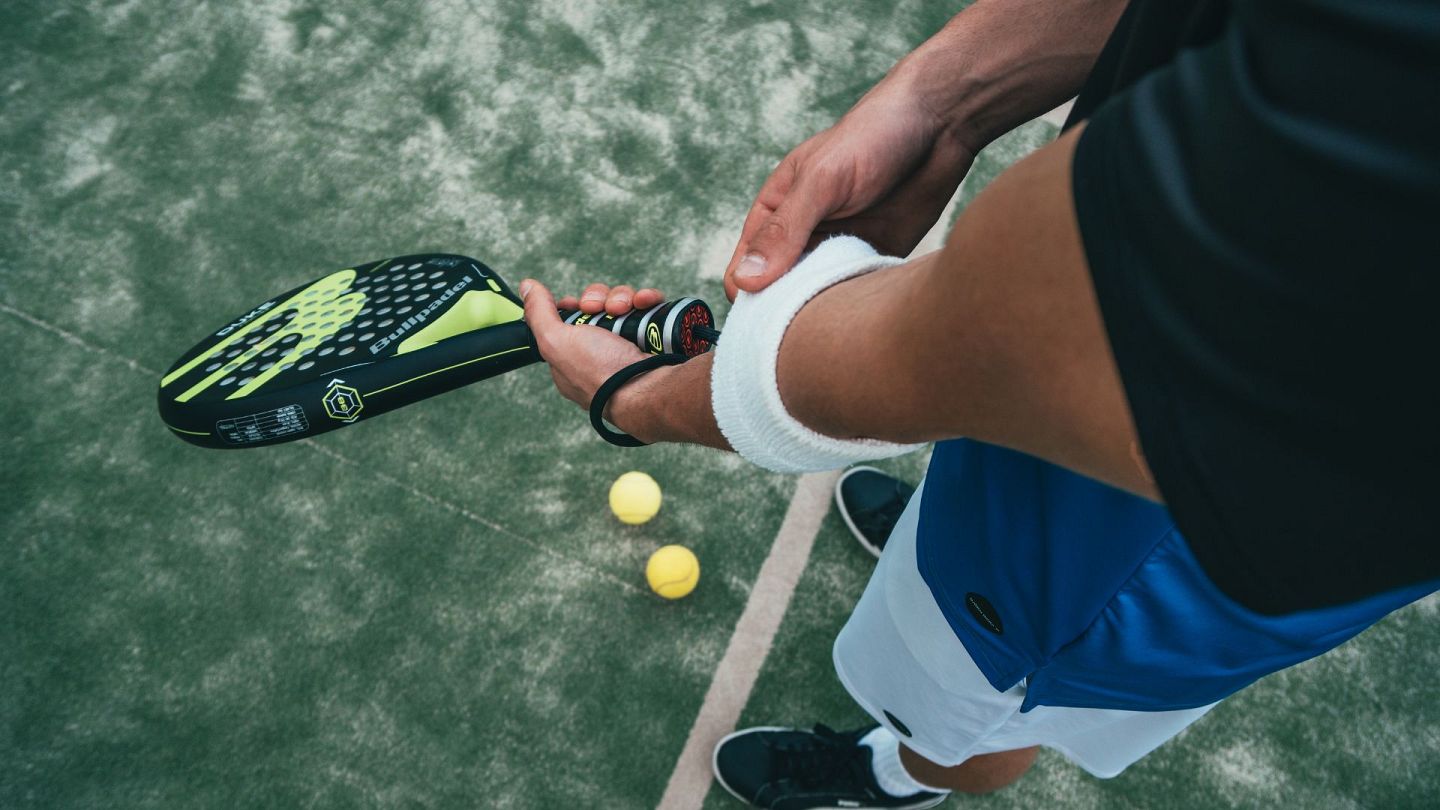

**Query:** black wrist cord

left=589, top=353, right=688, bottom=447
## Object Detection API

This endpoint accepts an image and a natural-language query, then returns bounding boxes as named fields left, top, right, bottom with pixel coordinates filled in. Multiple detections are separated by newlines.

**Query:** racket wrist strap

left=590, top=353, right=688, bottom=447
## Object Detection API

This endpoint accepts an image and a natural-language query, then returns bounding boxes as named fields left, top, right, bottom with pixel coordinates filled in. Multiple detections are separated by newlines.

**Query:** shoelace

left=767, top=725, right=870, bottom=789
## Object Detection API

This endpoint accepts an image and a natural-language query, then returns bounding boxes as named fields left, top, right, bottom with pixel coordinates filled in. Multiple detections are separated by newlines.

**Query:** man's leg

left=835, top=469, right=1037, bottom=795
left=713, top=472, right=1043, bottom=809
left=900, top=744, right=1037, bottom=795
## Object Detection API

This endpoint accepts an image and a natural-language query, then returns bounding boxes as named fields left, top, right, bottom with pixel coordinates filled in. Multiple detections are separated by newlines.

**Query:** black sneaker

left=835, top=467, right=916, bottom=558
left=712, top=724, right=945, bottom=810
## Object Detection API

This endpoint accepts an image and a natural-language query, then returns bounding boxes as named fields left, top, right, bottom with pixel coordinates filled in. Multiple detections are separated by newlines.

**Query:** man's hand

left=611, top=122, right=1159, bottom=499
left=520, top=278, right=730, bottom=449
left=519, top=279, right=660, bottom=416
left=720, top=0, right=1130, bottom=301
left=722, top=79, right=977, bottom=300
left=553, top=281, right=666, bottom=317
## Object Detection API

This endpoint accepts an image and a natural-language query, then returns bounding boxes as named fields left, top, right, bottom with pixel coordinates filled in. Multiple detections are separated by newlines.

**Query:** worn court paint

left=1042, top=99, right=1076, bottom=128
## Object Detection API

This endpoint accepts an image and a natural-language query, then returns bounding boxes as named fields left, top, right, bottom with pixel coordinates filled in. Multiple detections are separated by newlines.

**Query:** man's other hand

left=722, top=77, right=977, bottom=301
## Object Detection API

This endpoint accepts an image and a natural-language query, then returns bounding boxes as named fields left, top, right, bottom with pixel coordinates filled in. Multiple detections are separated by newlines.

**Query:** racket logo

left=322, top=379, right=365, bottom=422
left=646, top=322, right=663, bottom=354
left=369, top=275, right=473, bottom=355
left=216, top=301, right=277, bottom=337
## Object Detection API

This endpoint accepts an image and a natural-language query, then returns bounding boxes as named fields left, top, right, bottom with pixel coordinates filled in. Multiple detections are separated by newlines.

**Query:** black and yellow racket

left=157, top=254, right=718, bottom=449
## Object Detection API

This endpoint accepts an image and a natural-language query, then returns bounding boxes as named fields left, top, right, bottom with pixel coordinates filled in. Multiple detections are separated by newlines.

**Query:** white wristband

left=710, top=235, right=925, bottom=473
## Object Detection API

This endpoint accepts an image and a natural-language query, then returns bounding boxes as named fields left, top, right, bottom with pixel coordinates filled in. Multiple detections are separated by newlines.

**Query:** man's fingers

left=519, top=279, right=564, bottom=355
left=732, top=181, right=831, bottom=293
left=723, top=200, right=777, bottom=302
left=722, top=155, right=802, bottom=301
left=579, top=282, right=610, bottom=314
left=605, top=285, right=636, bottom=315
left=633, top=288, right=665, bottom=309
left=556, top=285, right=664, bottom=314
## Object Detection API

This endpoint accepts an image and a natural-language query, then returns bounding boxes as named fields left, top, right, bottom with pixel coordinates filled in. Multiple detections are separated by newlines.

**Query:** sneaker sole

left=834, top=466, right=886, bottom=559
left=710, top=726, right=948, bottom=810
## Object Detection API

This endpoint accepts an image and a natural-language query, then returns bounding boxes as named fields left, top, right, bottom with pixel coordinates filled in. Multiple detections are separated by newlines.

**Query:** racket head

left=157, top=254, right=539, bottom=449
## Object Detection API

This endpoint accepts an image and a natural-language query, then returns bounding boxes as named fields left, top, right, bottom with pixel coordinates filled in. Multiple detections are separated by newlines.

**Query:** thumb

left=519, top=279, right=563, bottom=354
left=732, top=183, right=831, bottom=294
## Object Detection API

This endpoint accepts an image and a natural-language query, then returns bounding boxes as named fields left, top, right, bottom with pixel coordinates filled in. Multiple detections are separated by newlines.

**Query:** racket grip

left=557, top=298, right=718, bottom=358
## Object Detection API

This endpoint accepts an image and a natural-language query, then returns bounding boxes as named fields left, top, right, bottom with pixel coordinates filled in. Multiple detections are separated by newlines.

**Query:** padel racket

left=157, top=253, right=718, bottom=449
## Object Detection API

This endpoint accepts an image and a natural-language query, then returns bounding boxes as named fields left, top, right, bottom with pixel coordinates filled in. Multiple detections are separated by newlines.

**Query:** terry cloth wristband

left=590, top=353, right=688, bottom=447
left=710, top=235, right=925, bottom=473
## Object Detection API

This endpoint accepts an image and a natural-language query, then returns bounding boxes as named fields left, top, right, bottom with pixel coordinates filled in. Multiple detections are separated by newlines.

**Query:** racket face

left=158, top=254, right=539, bottom=449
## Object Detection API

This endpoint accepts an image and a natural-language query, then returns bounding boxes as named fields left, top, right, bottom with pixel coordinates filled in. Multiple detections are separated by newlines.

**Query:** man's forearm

left=613, top=124, right=1159, bottom=500
left=779, top=124, right=1156, bottom=498
left=891, top=0, right=1127, bottom=148
left=609, top=354, right=729, bottom=451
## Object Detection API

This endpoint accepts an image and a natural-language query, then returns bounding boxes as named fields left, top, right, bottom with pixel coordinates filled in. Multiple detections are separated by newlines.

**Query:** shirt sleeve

left=1069, top=3, right=1440, bottom=614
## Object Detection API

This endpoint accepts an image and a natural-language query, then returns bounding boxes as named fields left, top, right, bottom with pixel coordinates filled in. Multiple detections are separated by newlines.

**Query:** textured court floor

left=3, top=2, right=1437, bottom=808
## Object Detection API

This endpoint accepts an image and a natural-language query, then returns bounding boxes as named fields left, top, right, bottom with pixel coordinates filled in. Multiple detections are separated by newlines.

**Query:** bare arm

left=723, top=0, right=1129, bottom=296
left=897, top=0, right=1128, bottom=147
left=606, top=123, right=1158, bottom=500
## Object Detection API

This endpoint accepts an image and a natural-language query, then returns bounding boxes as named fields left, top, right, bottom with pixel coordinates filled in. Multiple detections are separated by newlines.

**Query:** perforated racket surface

left=157, top=254, right=715, bottom=449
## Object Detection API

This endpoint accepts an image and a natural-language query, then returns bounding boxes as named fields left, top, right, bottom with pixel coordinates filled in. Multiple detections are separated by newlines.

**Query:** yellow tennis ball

left=609, top=471, right=662, bottom=525
left=646, top=545, right=700, bottom=599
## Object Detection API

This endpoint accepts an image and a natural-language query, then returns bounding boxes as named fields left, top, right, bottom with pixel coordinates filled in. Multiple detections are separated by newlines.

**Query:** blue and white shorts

left=832, top=478, right=1217, bottom=778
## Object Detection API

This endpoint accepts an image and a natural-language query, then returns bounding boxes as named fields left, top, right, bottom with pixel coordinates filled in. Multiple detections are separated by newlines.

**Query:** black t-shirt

left=1069, top=0, right=1440, bottom=615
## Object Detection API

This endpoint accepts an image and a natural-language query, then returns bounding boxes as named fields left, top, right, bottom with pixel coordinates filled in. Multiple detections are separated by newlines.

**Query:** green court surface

left=2, top=2, right=1436, bottom=808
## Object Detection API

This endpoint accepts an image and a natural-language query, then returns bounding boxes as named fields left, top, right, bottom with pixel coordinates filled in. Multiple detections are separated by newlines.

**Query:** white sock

left=861, top=726, right=950, bottom=797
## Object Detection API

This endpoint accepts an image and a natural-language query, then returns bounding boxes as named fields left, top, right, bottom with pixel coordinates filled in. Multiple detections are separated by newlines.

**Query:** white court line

left=913, top=183, right=965, bottom=256
left=656, top=470, right=840, bottom=810
left=0, top=300, right=162, bottom=376
left=657, top=176, right=971, bottom=808
left=1041, top=98, right=1076, bottom=128
left=302, top=441, right=643, bottom=595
